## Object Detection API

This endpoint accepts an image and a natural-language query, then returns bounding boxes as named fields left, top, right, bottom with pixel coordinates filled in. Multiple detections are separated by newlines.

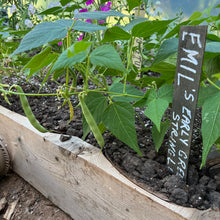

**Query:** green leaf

left=122, top=18, right=148, bottom=31
left=74, top=10, right=131, bottom=20
left=207, top=34, right=220, bottom=42
left=52, top=45, right=87, bottom=72
left=144, top=56, right=177, bottom=86
left=134, top=84, right=173, bottom=108
left=40, top=56, right=59, bottom=90
left=198, top=81, right=220, bottom=107
left=152, top=119, right=171, bottom=152
left=60, top=0, right=72, bottom=6
left=53, top=68, right=65, bottom=80
left=138, top=75, right=166, bottom=88
left=205, top=41, right=220, bottom=59
left=201, top=92, right=220, bottom=167
left=132, top=19, right=175, bottom=38
left=213, top=73, right=220, bottom=79
left=102, top=102, right=142, bottom=155
left=82, top=92, right=108, bottom=140
left=126, top=0, right=142, bottom=12
left=109, top=82, right=144, bottom=102
left=204, top=56, right=220, bottom=78
left=146, top=88, right=157, bottom=104
left=102, top=26, right=131, bottom=43
left=11, top=19, right=107, bottom=56
left=73, top=40, right=92, bottom=55
left=58, top=19, right=108, bottom=32
left=163, top=20, right=190, bottom=39
left=39, top=6, right=63, bottom=15
left=153, top=38, right=178, bottom=65
left=133, top=88, right=155, bottom=107
left=158, top=84, right=173, bottom=103
left=11, top=21, right=68, bottom=56
left=144, top=98, right=169, bottom=132
left=90, top=45, right=126, bottom=73
left=23, top=47, right=57, bottom=79
left=188, top=11, right=202, bottom=20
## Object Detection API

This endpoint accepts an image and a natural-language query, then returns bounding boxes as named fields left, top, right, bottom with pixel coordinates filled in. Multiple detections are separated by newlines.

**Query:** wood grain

left=0, top=105, right=219, bottom=220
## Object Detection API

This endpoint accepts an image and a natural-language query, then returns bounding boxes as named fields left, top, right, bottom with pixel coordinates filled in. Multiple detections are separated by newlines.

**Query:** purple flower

left=28, top=4, right=35, bottom=16
left=100, top=1, right=111, bottom=11
left=86, top=0, right=94, bottom=6
left=98, top=20, right=105, bottom=24
left=77, top=34, right=84, bottom=41
left=58, top=42, right=62, bottom=46
left=25, top=19, right=33, bottom=28
left=10, top=4, right=17, bottom=14
left=16, top=23, right=19, bottom=30
left=79, top=8, right=88, bottom=13
left=86, top=19, right=92, bottom=23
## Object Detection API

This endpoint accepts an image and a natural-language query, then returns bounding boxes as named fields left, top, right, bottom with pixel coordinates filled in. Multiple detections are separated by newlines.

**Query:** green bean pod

left=15, top=85, right=48, bottom=133
left=79, top=94, right=105, bottom=148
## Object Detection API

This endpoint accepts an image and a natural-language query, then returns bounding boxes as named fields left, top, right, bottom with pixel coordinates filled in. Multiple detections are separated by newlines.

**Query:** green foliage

left=1, top=0, right=220, bottom=169
left=126, top=0, right=142, bottom=12
left=23, top=47, right=57, bottom=79
left=74, top=10, right=131, bottom=20
left=90, top=45, right=126, bottom=73
left=144, top=98, right=169, bottom=132
left=52, top=44, right=89, bottom=72
left=132, top=19, right=176, bottom=38
left=152, top=119, right=170, bottom=152
left=152, top=38, right=178, bottom=65
left=102, top=101, right=142, bottom=155
left=201, top=92, right=220, bottom=167
left=11, top=19, right=107, bottom=56
left=101, top=26, right=131, bottom=43
left=109, top=82, right=144, bottom=102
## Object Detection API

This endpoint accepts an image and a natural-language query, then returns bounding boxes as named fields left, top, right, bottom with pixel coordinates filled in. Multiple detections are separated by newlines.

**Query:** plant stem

left=65, top=19, right=77, bottom=94
left=207, top=78, right=220, bottom=90
left=0, top=89, right=58, bottom=97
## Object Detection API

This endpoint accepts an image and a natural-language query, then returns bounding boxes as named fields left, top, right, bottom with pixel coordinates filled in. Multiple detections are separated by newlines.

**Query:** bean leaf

left=152, top=119, right=170, bottom=152
left=102, top=102, right=142, bottom=155
left=144, top=98, right=169, bottom=132
left=11, top=19, right=107, bottom=56
left=90, top=45, right=126, bottom=73
left=201, top=92, right=220, bottom=167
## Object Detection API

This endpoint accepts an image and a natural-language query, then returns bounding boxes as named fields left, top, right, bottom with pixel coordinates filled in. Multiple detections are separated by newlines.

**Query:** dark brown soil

left=0, top=74, right=220, bottom=217
left=0, top=172, right=72, bottom=219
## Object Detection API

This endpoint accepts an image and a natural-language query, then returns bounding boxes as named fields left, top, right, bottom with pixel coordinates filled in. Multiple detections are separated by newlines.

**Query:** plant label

left=133, top=4, right=145, bottom=74
left=167, top=25, right=207, bottom=180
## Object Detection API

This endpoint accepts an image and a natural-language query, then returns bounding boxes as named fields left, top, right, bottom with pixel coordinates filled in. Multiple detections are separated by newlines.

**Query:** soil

left=0, top=172, right=72, bottom=220
left=0, top=74, right=220, bottom=218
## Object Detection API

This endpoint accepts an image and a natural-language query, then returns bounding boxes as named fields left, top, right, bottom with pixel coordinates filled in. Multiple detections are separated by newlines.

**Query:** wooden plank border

left=0, top=105, right=219, bottom=220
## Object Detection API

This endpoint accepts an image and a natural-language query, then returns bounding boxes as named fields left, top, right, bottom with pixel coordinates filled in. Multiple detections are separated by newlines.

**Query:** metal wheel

left=0, top=137, right=10, bottom=178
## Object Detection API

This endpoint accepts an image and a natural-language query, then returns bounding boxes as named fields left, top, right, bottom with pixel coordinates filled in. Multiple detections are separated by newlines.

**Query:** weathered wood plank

left=0, top=105, right=219, bottom=220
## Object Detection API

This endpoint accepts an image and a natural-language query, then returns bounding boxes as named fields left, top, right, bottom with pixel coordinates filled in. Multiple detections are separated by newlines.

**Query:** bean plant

left=0, top=0, right=220, bottom=168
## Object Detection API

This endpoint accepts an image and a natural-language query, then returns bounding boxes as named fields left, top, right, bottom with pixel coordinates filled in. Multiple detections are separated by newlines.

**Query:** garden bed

left=0, top=75, right=220, bottom=219
left=0, top=104, right=219, bottom=220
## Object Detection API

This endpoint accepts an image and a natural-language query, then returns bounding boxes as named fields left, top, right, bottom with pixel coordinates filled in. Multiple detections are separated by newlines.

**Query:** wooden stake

left=167, top=25, right=207, bottom=180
